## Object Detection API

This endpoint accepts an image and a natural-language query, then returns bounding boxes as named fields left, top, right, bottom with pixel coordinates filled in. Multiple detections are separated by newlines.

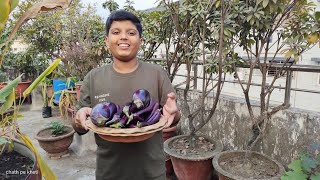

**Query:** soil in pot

left=220, top=154, right=278, bottom=179
left=0, top=151, right=33, bottom=180
left=37, top=126, right=72, bottom=139
left=213, top=151, right=285, bottom=180
left=171, top=136, right=215, bottom=155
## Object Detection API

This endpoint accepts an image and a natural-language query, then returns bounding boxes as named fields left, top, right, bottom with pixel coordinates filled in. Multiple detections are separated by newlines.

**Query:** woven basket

left=86, top=116, right=167, bottom=143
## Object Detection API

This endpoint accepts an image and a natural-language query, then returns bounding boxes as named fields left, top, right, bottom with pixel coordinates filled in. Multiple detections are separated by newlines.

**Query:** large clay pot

left=162, top=125, right=177, bottom=142
left=164, top=135, right=223, bottom=180
left=212, top=150, right=285, bottom=180
left=1, top=140, right=42, bottom=180
left=0, top=81, right=32, bottom=103
left=35, top=125, right=75, bottom=155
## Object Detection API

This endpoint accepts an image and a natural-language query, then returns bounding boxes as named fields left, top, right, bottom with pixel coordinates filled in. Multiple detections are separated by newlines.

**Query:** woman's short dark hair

left=105, top=10, right=142, bottom=37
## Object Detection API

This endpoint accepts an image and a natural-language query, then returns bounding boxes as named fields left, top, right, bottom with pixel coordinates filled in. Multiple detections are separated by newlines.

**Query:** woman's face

left=105, top=20, right=142, bottom=62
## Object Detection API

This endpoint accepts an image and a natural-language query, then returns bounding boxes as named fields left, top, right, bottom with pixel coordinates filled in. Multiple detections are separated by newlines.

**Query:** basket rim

left=86, top=116, right=167, bottom=136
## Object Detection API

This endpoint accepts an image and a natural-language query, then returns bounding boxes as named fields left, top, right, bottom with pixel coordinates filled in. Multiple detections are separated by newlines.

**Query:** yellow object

left=18, top=133, right=57, bottom=180
left=0, top=0, right=10, bottom=33
left=307, top=33, right=319, bottom=44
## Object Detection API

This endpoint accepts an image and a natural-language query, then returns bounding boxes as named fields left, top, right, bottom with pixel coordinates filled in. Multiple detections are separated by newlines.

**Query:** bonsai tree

left=0, top=0, right=73, bottom=179
left=230, top=0, right=320, bottom=150
left=211, top=0, right=320, bottom=179
left=162, top=0, right=240, bottom=179
left=163, top=0, right=237, bottom=145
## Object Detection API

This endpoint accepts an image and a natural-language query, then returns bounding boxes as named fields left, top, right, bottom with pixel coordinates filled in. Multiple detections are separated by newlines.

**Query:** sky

left=81, top=0, right=160, bottom=19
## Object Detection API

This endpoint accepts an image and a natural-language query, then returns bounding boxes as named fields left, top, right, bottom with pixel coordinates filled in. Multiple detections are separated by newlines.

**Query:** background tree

left=102, top=0, right=119, bottom=13
left=230, top=0, right=319, bottom=150
left=14, top=0, right=108, bottom=80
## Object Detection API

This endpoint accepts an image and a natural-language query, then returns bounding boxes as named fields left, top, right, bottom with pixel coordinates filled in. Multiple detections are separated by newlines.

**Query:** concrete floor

left=18, top=104, right=96, bottom=180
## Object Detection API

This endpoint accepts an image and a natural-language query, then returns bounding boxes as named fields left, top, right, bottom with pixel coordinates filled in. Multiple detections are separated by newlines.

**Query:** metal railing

left=147, top=58, right=320, bottom=106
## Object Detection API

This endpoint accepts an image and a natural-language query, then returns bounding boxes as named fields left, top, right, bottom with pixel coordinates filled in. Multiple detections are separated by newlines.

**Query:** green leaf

left=284, top=50, right=292, bottom=58
left=0, top=74, right=22, bottom=103
left=0, top=137, right=8, bottom=145
left=0, top=0, right=10, bottom=33
left=19, top=133, right=57, bottom=179
left=288, top=160, right=303, bottom=173
left=311, top=172, right=320, bottom=180
left=23, top=58, right=61, bottom=98
left=294, top=54, right=299, bottom=62
left=263, top=0, right=269, bottom=8
left=281, top=171, right=307, bottom=180
left=315, top=12, right=320, bottom=21
left=250, top=18, right=255, bottom=25
left=257, top=0, right=263, bottom=4
left=9, top=0, right=19, bottom=12
left=224, top=29, right=232, bottom=37
left=0, top=90, right=15, bottom=115
left=247, top=14, right=253, bottom=22
left=301, top=155, right=317, bottom=172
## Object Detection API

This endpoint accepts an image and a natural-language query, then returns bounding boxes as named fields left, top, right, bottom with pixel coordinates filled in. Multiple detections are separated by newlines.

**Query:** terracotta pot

left=1, top=140, right=42, bottom=180
left=212, top=150, right=285, bottom=180
left=35, top=125, right=75, bottom=154
left=164, top=135, right=223, bottom=180
left=165, top=156, right=173, bottom=176
left=162, top=125, right=177, bottom=142
left=0, top=81, right=32, bottom=103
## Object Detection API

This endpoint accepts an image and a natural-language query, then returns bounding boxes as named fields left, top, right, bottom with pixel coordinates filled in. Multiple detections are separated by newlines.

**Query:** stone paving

left=18, top=104, right=97, bottom=180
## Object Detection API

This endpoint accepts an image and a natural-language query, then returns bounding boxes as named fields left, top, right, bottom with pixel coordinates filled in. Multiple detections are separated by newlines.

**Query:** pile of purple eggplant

left=90, top=89, right=161, bottom=128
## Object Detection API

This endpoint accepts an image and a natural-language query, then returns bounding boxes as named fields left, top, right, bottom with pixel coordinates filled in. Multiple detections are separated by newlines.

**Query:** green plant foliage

left=281, top=143, right=320, bottom=180
left=47, top=121, right=66, bottom=136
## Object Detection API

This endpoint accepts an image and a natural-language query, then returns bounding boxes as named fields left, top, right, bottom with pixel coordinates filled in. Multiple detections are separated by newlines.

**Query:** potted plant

left=211, top=0, right=319, bottom=179
left=281, top=143, right=320, bottom=180
left=161, top=1, right=233, bottom=179
left=58, top=88, right=78, bottom=122
left=41, top=78, right=53, bottom=118
left=0, top=0, right=73, bottom=179
left=0, top=138, right=42, bottom=180
left=0, top=61, right=62, bottom=179
left=34, top=121, right=75, bottom=158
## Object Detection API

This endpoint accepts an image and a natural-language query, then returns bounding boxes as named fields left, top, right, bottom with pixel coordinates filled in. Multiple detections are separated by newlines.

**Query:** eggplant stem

left=126, top=115, right=134, bottom=125
left=109, top=122, right=123, bottom=129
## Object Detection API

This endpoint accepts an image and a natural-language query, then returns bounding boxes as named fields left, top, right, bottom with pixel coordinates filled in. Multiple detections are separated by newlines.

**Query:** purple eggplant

left=109, top=115, right=128, bottom=128
left=123, top=102, right=139, bottom=117
left=131, top=99, right=158, bottom=122
left=132, top=89, right=151, bottom=109
left=90, top=102, right=117, bottom=127
left=128, top=124, right=137, bottom=128
left=137, top=109, right=161, bottom=127
left=122, top=102, right=133, bottom=123
left=105, top=105, right=123, bottom=127
left=144, top=101, right=160, bottom=121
